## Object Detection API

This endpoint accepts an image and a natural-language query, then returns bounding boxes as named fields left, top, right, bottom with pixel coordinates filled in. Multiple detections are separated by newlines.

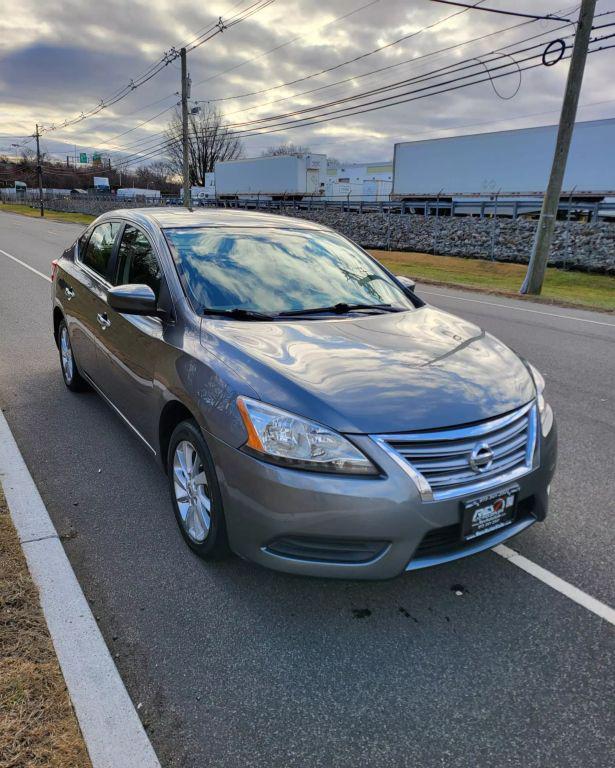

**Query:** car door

left=93, top=223, right=170, bottom=448
left=63, top=221, right=122, bottom=381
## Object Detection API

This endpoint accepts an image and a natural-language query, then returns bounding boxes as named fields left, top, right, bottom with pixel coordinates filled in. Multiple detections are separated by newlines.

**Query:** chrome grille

left=374, top=402, right=537, bottom=501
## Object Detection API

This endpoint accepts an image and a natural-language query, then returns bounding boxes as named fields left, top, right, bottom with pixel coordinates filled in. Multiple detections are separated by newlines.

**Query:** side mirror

left=107, top=284, right=157, bottom=315
left=396, top=275, right=416, bottom=292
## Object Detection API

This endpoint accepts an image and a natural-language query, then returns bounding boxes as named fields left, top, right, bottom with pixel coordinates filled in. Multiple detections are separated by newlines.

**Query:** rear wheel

left=58, top=319, right=88, bottom=392
left=167, top=420, right=230, bottom=560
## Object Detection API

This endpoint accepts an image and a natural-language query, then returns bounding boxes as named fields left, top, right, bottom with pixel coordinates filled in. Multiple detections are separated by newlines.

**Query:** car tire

left=57, top=319, right=88, bottom=392
left=167, top=419, right=230, bottom=560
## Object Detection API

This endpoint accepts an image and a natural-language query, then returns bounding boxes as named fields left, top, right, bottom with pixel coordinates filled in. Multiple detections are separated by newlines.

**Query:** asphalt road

left=1, top=210, right=613, bottom=768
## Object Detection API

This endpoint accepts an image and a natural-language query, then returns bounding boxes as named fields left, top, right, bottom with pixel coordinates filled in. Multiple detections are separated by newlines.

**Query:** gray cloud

left=1, top=0, right=613, bottom=163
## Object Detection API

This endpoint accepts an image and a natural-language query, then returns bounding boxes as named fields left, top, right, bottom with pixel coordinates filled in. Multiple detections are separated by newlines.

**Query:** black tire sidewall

left=166, top=419, right=229, bottom=560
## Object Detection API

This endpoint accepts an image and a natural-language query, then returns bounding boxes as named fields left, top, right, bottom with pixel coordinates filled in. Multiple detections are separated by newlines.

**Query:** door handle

left=96, top=313, right=111, bottom=330
left=64, top=285, right=75, bottom=300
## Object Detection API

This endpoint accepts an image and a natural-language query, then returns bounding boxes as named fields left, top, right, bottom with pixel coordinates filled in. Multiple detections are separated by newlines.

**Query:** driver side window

left=115, top=225, right=162, bottom=299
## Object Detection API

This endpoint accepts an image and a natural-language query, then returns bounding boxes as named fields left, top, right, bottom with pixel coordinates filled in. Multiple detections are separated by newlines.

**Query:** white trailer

left=214, top=154, right=327, bottom=199
left=392, top=118, right=615, bottom=199
left=117, top=187, right=161, bottom=200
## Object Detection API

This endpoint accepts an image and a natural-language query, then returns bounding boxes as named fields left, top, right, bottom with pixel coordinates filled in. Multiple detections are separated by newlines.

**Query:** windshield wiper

left=202, top=307, right=275, bottom=321
left=277, top=302, right=403, bottom=317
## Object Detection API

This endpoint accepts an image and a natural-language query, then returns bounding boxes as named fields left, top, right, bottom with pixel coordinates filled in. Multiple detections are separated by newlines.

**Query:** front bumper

left=207, top=418, right=557, bottom=580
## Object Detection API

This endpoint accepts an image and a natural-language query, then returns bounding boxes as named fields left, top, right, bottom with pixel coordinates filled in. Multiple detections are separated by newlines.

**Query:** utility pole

left=180, top=47, right=192, bottom=211
left=34, top=124, right=44, bottom=217
left=521, top=0, right=596, bottom=295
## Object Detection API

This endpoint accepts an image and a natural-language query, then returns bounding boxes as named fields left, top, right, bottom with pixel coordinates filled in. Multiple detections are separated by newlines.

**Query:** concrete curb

left=0, top=409, right=162, bottom=768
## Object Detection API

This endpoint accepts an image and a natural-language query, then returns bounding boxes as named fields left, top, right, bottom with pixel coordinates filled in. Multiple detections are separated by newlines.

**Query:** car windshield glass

left=163, top=226, right=414, bottom=315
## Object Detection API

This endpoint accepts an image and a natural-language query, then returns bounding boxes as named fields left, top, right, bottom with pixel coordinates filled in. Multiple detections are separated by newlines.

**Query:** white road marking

left=494, top=545, right=615, bottom=626
left=0, top=247, right=51, bottom=282
left=421, top=289, right=615, bottom=327
left=0, top=410, right=162, bottom=768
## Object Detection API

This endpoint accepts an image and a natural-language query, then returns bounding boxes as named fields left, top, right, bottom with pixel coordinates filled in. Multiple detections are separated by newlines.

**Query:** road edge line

left=493, top=544, right=615, bottom=626
left=0, top=409, right=162, bottom=768
left=420, top=288, right=615, bottom=327
left=0, top=246, right=52, bottom=282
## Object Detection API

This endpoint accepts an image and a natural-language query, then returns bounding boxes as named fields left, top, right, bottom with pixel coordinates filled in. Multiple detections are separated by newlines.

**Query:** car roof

left=104, top=207, right=330, bottom=232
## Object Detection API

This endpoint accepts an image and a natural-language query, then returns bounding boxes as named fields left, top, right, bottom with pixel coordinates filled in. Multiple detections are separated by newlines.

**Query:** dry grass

left=0, top=489, right=91, bottom=768
left=372, top=249, right=615, bottom=312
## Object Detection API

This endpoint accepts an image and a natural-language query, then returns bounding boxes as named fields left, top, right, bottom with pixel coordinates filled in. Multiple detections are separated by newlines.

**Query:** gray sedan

left=51, top=208, right=556, bottom=579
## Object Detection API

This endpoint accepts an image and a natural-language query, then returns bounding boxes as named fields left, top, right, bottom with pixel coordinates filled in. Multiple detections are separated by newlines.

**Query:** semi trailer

left=214, top=154, right=327, bottom=199
left=392, top=118, right=615, bottom=201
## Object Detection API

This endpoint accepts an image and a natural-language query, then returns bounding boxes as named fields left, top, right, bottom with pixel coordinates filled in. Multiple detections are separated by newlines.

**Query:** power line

left=193, top=0, right=489, bottom=97
left=116, top=37, right=610, bottom=168
left=218, top=11, right=583, bottom=118
left=57, top=3, right=611, bottom=167
left=99, top=1, right=515, bottom=155
left=428, top=1, right=571, bottom=22
left=36, top=0, right=275, bottom=136
left=104, top=18, right=584, bottom=158
left=78, top=1, right=485, bottom=155
left=64, top=1, right=584, bottom=154
left=193, top=0, right=383, bottom=88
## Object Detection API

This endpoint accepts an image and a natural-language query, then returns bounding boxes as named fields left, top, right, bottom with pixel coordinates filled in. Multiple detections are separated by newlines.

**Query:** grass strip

left=373, top=249, right=615, bottom=312
left=0, top=202, right=94, bottom=226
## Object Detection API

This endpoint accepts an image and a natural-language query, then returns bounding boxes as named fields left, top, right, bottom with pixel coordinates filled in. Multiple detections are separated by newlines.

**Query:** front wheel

left=58, top=319, right=88, bottom=392
left=167, top=420, right=230, bottom=560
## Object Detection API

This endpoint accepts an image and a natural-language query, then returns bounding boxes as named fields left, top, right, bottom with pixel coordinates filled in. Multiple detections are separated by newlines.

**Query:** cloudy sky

left=1, top=0, right=613, bottom=167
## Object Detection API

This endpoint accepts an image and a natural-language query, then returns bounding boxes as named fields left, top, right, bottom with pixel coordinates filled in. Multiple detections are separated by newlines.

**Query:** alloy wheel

left=60, top=325, right=74, bottom=383
left=172, top=440, right=212, bottom=543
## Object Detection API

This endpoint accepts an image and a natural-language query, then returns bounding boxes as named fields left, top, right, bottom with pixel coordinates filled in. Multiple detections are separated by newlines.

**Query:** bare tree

left=165, top=105, right=243, bottom=186
left=261, top=143, right=311, bottom=157
left=134, top=160, right=174, bottom=191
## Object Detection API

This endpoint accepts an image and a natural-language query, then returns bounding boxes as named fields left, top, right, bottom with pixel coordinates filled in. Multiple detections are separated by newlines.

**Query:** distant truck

left=392, top=118, right=615, bottom=200
left=116, top=188, right=161, bottom=200
left=215, top=154, right=327, bottom=199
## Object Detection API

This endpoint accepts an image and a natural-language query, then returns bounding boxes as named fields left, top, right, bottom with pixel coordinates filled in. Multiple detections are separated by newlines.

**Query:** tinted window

left=77, top=230, right=90, bottom=257
left=116, top=226, right=161, bottom=298
left=164, top=227, right=414, bottom=315
left=81, top=222, right=121, bottom=278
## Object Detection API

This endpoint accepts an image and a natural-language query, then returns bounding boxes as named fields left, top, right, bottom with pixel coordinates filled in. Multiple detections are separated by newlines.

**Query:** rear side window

left=115, top=225, right=162, bottom=298
left=81, top=222, right=121, bottom=278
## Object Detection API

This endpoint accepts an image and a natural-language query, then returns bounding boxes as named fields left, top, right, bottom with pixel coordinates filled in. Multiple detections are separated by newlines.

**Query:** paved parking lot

left=1, top=210, right=613, bottom=767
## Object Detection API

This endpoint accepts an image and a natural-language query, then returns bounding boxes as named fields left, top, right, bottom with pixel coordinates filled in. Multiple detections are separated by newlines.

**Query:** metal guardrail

left=181, top=196, right=615, bottom=220
left=2, top=192, right=615, bottom=220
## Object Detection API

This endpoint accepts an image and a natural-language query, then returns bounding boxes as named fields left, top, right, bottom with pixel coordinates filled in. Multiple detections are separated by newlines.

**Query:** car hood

left=200, top=305, right=535, bottom=434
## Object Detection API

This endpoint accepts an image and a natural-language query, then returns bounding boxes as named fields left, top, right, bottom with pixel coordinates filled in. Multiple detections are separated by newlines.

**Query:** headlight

left=236, top=396, right=378, bottom=475
left=527, top=363, right=553, bottom=437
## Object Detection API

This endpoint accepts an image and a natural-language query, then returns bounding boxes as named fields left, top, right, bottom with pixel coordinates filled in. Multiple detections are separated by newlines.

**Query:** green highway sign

left=79, top=152, right=87, bottom=163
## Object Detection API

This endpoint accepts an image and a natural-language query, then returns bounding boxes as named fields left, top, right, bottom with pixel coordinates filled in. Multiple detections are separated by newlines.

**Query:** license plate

left=462, top=486, right=518, bottom=541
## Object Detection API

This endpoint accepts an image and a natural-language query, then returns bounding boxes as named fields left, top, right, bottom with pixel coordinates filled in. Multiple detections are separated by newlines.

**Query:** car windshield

left=163, top=226, right=415, bottom=316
